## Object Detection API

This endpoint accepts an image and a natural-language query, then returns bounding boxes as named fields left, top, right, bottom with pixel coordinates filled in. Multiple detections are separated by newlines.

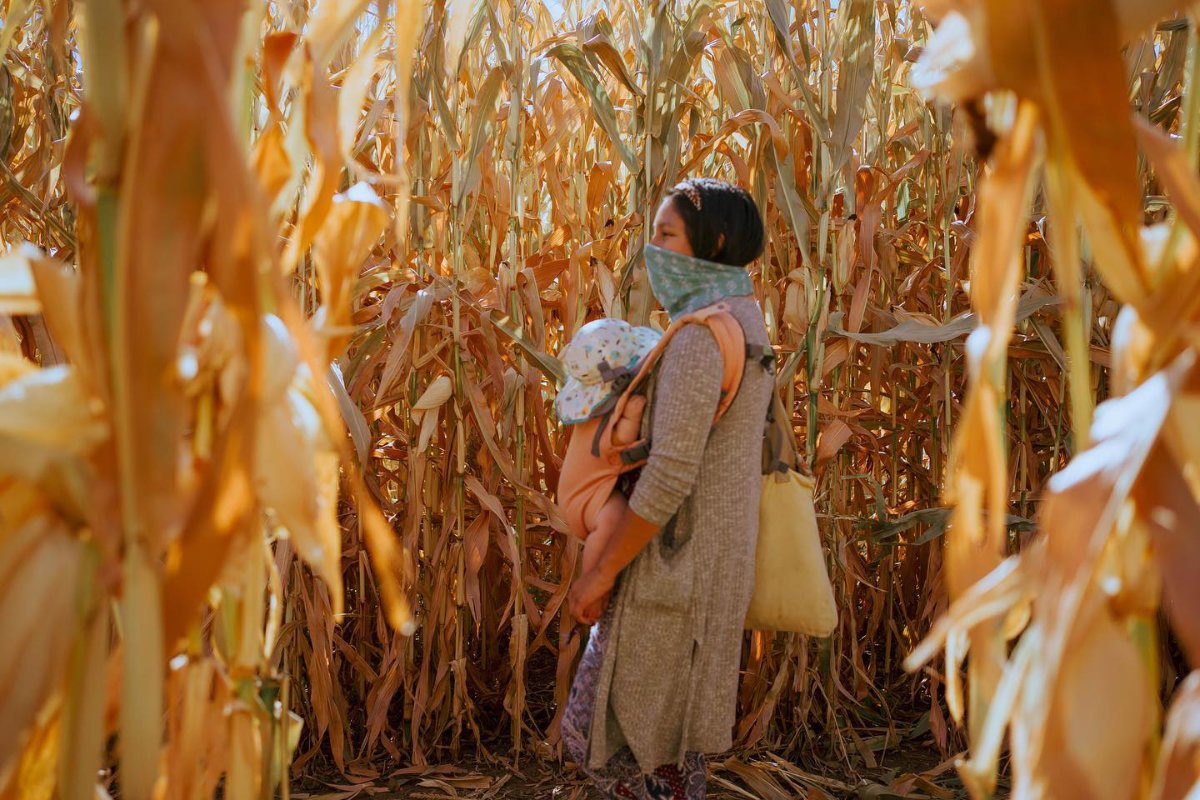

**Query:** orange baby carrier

left=556, top=302, right=776, bottom=541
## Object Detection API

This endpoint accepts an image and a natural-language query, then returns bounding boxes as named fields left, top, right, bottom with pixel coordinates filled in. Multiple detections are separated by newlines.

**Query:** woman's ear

left=716, top=233, right=726, bottom=256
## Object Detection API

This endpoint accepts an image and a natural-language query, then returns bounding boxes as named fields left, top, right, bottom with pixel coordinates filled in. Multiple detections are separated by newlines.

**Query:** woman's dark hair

left=665, top=178, right=765, bottom=267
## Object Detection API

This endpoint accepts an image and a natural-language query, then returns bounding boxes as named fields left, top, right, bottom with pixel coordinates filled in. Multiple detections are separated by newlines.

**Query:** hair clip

left=675, top=182, right=702, bottom=211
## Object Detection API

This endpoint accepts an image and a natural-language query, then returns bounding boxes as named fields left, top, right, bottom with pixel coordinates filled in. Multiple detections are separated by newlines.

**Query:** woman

left=561, top=178, right=773, bottom=799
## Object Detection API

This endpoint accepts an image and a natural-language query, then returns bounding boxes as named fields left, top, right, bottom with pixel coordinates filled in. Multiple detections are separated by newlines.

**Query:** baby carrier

left=556, top=302, right=776, bottom=542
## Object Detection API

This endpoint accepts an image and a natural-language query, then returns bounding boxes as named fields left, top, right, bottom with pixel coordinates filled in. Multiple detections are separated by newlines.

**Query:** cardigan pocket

left=629, top=527, right=695, bottom=613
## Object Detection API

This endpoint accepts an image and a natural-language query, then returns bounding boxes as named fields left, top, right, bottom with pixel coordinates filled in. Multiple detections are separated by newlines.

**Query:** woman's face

left=649, top=198, right=694, bottom=257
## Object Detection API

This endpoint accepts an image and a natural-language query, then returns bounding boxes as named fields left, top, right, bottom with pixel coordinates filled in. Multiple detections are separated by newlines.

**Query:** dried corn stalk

left=907, top=0, right=1200, bottom=797
left=0, top=0, right=421, bottom=794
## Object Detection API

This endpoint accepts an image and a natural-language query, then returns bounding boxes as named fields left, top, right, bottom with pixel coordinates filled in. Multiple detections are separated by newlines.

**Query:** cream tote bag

left=745, top=393, right=838, bottom=636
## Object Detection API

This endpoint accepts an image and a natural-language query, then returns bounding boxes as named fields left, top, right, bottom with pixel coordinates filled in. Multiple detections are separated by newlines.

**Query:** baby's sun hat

left=555, top=318, right=661, bottom=425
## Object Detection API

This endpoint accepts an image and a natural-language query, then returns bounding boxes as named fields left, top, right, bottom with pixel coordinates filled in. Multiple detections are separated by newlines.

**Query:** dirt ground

left=290, top=740, right=983, bottom=799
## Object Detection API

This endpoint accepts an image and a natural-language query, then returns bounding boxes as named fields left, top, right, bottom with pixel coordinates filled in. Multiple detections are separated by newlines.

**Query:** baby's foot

left=624, top=395, right=647, bottom=417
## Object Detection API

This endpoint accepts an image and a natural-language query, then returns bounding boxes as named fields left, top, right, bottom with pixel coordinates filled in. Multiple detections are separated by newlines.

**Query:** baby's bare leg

left=612, top=395, right=647, bottom=445
left=582, top=491, right=628, bottom=575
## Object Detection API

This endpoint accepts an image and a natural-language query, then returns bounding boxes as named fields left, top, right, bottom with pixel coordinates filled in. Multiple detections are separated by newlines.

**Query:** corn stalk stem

left=87, top=6, right=169, bottom=796
left=1046, top=163, right=1093, bottom=447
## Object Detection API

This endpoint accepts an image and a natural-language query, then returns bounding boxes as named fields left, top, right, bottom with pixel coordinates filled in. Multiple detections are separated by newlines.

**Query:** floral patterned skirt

left=561, top=613, right=707, bottom=799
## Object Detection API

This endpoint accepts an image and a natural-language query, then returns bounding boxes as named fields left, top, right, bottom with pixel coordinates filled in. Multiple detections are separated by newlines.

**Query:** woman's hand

left=569, top=508, right=663, bottom=625
left=569, top=566, right=615, bottom=625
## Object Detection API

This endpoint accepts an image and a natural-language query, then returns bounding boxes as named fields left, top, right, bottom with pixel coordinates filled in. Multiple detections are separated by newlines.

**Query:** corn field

left=2, top=0, right=1200, bottom=796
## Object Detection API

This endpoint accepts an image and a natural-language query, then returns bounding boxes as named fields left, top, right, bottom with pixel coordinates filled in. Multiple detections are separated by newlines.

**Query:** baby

left=554, top=318, right=660, bottom=576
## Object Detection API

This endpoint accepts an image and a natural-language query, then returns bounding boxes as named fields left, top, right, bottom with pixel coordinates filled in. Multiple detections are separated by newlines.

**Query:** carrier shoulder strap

left=605, top=303, right=777, bottom=466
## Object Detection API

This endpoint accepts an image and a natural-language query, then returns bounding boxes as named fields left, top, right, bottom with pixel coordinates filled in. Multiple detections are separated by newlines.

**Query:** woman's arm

left=623, top=324, right=723, bottom=527
left=569, top=326, right=723, bottom=622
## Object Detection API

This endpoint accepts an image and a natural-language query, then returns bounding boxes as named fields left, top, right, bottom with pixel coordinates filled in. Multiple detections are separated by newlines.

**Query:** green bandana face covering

left=643, top=243, right=755, bottom=319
